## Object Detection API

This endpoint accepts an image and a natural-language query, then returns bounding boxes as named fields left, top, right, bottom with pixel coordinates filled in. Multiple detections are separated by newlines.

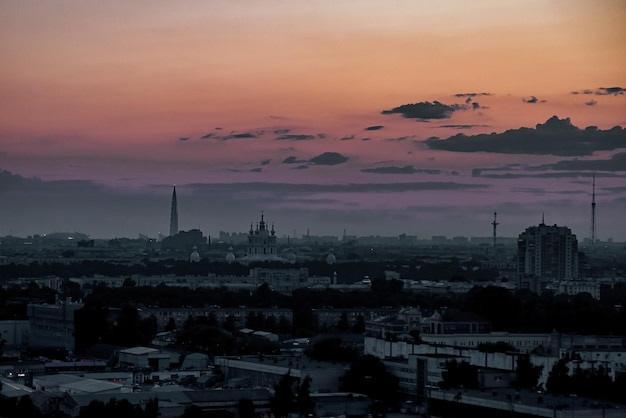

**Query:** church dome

left=226, top=247, right=236, bottom=262
left=190, top=246, right=200, bottom=262
left=326, top=248, right=336, bottom=265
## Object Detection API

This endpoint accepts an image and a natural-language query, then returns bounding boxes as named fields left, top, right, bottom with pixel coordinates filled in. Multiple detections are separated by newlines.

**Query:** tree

left=341, top=355, right=399, bottom=408
left=306, top=336, right=359, bottom=362
left=352, top=315, right=365, bottom=333
left=165, top=317, right=177, bottom=332
left=546, top=358, right=571, bottom=395
left=271, top=371, right=295, bottom=418
left=337, top=312, right=350, bottom=331
left=74, top=304, right=111, bottom=354
left=440, top=359, right=479, bottom=390
left=296, top=376, right=314, bottom=418
left=143, top=398, right=159, bottom=418
left=180, top=405, right=205, bottom=418
left=514, top=354, right=543, bottom=389
left=238, top=399, right=256, bottom=418
left=222, top=315, right=236, bottom=332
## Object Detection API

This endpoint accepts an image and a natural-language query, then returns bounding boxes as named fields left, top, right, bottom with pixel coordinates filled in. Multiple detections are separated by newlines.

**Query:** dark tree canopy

left=514, top=354, right=543, bottom=389
left=340, top=355, right=399, bottom=407
left=271, top=371, right=295, bottom=418
left=440, top=359, right=479, bottom=390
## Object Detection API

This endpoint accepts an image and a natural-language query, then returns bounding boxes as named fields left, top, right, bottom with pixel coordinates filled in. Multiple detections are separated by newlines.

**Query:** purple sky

left=1, top=1, right=625, bottom=241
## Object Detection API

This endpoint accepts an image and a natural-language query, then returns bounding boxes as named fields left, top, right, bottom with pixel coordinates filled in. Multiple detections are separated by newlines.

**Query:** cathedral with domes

left=239, top=213, right=285, bottom=263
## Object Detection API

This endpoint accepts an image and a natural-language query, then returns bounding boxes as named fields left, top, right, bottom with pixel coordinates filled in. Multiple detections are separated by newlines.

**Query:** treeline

left=2, top=272, right=626, bottom=336
left=460, top=285, right=626, bottom=335
left=79, top=280, right=626, bottom=336
left=0, top=257, right=500, bottom=282
left=0, top=259, right=250, bottom=280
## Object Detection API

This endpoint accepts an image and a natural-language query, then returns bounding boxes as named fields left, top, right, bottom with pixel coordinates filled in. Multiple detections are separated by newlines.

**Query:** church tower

left=169, top=186, right=178, bottom=237
left=244, top=213, right=279, bottom=260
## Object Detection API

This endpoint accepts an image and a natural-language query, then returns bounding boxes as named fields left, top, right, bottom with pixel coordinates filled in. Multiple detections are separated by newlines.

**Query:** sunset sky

left=1, top=0, right=625, bottom=241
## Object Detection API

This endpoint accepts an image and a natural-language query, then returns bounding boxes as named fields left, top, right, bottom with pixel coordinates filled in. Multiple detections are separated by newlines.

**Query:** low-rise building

left=118, top=346, right=180, bottom=372
left=27, top=298, right=84, bottom=352
left=0, top=319, right=30, bottom=354
left=214, top=355, right=349, bottom=393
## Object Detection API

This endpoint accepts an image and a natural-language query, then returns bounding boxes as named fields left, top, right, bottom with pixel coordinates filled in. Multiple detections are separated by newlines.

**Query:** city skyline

left=1, top=1, right=625, bottom=240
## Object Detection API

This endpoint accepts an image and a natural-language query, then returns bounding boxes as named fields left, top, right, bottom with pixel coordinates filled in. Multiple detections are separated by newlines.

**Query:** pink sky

left=1, top=1, right=625, bottom=240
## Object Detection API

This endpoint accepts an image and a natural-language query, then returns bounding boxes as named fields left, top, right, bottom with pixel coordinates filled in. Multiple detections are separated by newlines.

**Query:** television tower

left=591, top=174, right=596, bottom=247
left=169, top=185, right=179, bottom=237
left=492, top=212, right=498, bottom=249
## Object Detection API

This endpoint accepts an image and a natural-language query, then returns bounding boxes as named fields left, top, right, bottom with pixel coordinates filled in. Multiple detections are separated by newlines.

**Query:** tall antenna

left=492, top=212, right=498, bottom=249
left=591, top=173, right=596, bottom=247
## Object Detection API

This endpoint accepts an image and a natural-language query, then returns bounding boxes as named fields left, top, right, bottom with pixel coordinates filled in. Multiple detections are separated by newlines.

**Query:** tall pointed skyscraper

left=169, top=186, right=178, bottom=237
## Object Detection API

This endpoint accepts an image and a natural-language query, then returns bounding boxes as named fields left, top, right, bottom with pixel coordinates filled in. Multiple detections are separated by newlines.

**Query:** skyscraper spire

left=169, top=185, right=178, bottom=237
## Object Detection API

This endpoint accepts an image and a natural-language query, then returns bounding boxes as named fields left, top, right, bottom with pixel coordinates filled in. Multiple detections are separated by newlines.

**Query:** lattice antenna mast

left=591, top=174, right=596, bottom=247
left=492, top=212, right=498, bottom=249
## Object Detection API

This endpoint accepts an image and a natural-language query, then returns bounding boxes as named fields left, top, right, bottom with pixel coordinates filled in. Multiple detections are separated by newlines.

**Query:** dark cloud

left=339, top=135, right=355, bottom=141
left=250, top=168, right=262, bottom=173
left=317, top=133, right=327, bottom=139
left=186, top=181, right=486, bottom=195
left=571, top=87, right=626, bottom=96
left=571, top=89, right=594, bottom=95
left=361, top=137, right=372, bottom=141
left=438, top=124, right=489, bottom=130
left=596, top=87, right=625, bottom=96
left=273, top=129, right=290, bottom=134
left=511, top=187, right=586, bottom=196
left=473, top=170, right=625, bottom=180
left=545, top=152, right=626, bottom=172
left=260, top=159, right=271, bottom=166
left=178, top=137, right=190, bottom=141
left=0, top=169, right=105, bottom=195
left=381, top=101, right=463, bottom=120
left=384, top=136, right=411, bottom=142
left=585, top=100, right=598, bottom=106
left=522, top=96, right=546, bottom=104
left=426, top=115, right=626, bottom=156
left=365, top=125, right=384, bottom=131
left=294, top=165, right=309, bottom=170
left=282, top=156, right=306, bottom=164
left=362, top=166, right=441, bottom=175
left=276, top=134, right=316, bottom=141
left=454, top=92, right=492, bottom=98
left=603, top=186, right=626, bottom=193
left=229, top=132, right=257, bottom=139
left=201, top=131, right=260, bottom=140
left=308, top=152, right=349, bottom=165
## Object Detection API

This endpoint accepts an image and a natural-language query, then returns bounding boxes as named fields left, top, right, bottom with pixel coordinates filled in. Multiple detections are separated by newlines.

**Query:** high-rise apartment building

left=517, top=221, right=578, bottom=287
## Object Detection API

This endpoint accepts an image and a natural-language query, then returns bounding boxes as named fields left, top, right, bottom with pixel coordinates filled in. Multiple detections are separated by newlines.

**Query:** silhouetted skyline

left=1, top=2, right=625, bottom=240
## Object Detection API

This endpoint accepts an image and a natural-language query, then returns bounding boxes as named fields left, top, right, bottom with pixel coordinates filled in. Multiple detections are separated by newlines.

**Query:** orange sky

left=2, top=1, right=625, bottom=141
left=1, top=1, right=625, bottom=239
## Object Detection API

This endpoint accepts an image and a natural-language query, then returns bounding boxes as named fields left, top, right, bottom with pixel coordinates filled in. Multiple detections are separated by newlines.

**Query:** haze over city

left=1, top=1, right=625, bottom=240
